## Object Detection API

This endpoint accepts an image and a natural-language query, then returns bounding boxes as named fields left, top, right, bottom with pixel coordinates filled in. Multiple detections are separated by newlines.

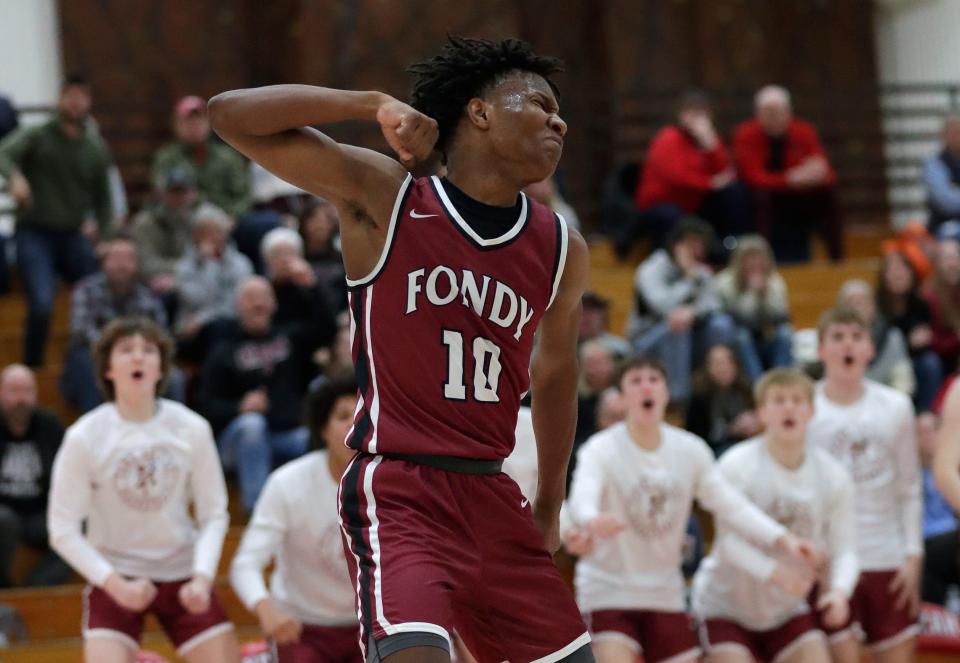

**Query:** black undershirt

left=441, top=177, right=523, bottom=241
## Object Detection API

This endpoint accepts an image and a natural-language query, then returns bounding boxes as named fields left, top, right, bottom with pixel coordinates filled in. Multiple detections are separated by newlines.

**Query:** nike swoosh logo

left=410, top=209, right=438, bottom=219
left=520, top=498, right=529, bottom=508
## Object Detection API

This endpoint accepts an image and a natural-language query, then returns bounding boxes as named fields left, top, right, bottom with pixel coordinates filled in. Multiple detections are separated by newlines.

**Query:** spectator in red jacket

left=733, top=85, right=844, bottom=263
left=634, top=90, right=748, bottom=245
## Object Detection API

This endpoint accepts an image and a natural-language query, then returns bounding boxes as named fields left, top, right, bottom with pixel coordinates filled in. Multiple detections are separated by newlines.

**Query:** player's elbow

left=207, top=91, right=243, bottom=135
left=47, top=525, right=71, bottom=554
left=531, top=355, right=577, bottom=394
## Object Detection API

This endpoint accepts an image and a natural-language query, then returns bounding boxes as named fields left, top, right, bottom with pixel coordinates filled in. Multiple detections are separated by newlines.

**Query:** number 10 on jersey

left=442, top=330, right=502, bottom=402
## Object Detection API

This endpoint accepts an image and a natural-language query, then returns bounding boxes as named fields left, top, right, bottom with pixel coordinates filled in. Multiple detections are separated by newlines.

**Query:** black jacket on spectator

left=0, top=410, right=64, bottom=515
left=272, top=281, right=338, bottom=350
left=686, top=386, right=753, bottom=455
left=199, top=323, right=318, bottom=434
left=307, top=250, right=348, bottom=312
left=883, top=294, right=934, bottom=356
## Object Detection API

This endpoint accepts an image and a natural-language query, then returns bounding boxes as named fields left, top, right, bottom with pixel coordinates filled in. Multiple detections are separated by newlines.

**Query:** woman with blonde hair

left=715, top=234, right=792, bottom=380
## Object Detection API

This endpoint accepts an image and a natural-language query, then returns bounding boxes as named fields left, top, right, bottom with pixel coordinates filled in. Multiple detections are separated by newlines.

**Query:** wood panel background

left=56, top=0, right=884, bottom=225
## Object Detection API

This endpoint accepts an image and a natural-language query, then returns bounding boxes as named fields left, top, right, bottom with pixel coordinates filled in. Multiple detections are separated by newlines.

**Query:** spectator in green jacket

left=0, top=75, right=109, bottom=366
left=131, top=166, right=199, bottom=298
left=151, top=95, right=251, bottom=218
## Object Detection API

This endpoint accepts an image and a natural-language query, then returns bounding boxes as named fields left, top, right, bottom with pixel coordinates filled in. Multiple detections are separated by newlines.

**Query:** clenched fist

left=376, top=100, right=438, bottom=169
left=178, top=574, right=212, bottom=614
left=256, top=597, right=303, bottom=645
left=103, top=573, right=157, bottom=612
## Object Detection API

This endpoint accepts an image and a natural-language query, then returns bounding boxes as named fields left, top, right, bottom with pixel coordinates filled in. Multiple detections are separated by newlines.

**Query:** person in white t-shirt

left=693, top=368, right=858, bottom=663
left=231, top=377, right=360, bottom=662
left=564, top=356, right=815, bottom=663
left=807, top=306, right=922, bottom=663
left=48, top=317, right=239, bottom=663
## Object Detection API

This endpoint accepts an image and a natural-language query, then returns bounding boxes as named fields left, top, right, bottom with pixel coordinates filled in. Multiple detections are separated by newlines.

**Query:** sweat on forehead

left=483, top=71, right=559, bottom=102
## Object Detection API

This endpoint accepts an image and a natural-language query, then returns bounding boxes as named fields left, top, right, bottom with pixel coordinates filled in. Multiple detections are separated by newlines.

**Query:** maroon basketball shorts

left=274, top=623, right=362, bottom=663
left=338, top=453, right=591, bottom=663
left=83, top=579, right=232, bottom=656
left=813, top=569, right=919, bottom=651
left=587, top=609, right=700, bottom=662
left=699, top=612, right=824, bottom=663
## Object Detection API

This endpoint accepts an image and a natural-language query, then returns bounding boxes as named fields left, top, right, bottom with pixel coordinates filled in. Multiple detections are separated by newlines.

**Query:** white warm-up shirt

left=48, top=400, right=229, bottom=585
left=230, top=451, right=355, bottom=625
left=503, top=406, right=538, bottom=501
left=692, top=438, right=858, bottom=630
left=807, top=380, right=922, bottom=570
left=566, top=423, right=786, bottom=613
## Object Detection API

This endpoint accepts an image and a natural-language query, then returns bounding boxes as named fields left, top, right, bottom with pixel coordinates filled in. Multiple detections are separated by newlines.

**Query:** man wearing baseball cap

left=151, top=95, right=251, bottom=217
left=131, top=166, right=201, bottom=298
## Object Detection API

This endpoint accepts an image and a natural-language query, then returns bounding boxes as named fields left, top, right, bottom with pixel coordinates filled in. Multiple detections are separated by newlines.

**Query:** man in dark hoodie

left=199, top=275, right=320, bottom=512
left=0, top=364, right=70, bottom=587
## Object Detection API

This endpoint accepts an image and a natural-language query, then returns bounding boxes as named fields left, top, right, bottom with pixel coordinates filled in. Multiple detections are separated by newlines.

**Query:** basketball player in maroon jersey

left=210, top=37, right=592, bottom=663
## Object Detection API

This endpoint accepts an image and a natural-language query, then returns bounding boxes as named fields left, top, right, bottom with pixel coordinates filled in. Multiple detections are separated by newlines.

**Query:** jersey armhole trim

left=547, top=212, right=569, bottom=309
left=345, top=174, right=413, bottom=288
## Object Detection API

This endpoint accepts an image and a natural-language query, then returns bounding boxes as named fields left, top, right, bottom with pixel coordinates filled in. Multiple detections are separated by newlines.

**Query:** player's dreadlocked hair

left=408, top=35, right=564, bottom=162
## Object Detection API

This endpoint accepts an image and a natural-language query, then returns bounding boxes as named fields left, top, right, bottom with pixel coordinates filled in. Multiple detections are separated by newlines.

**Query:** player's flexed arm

left=530, top=230, right=589, bottom=554
left=207, top=85, right=437, bottom=279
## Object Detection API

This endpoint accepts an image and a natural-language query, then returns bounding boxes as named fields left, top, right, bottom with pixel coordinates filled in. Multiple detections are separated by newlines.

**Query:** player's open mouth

left=783, top=418, right=796, bottom=429
left=132, top=370, right=144, bottom=380
left=641, top=398, right=655, bottom=410
left=842, top=355, right=854, bottom=366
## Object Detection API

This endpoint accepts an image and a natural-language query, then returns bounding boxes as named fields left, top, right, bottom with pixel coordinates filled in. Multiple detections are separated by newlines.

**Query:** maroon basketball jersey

left=346, top=175, right=568, bottom=460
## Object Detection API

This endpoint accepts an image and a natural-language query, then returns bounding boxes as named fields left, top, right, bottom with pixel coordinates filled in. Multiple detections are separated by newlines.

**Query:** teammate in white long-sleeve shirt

left=564, top=356, right=815, bottom=663
left=231, top=377, right=360, bottom=662
left=503, top=406, right=538, bottom=502
left=48, top=318, right=239, bottom=663
left=807, top=306, right=922, bottom=663
left=693, top=368, right=858, bottom=663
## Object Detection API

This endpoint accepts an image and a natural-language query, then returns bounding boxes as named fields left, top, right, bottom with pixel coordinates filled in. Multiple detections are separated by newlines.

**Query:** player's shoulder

left=275, top=449, right=324, bottom=480
left=579, top=422, right=628, bottom=457
left=157, top=399, right=212, bottom=432
left=864, top=379, right=914, bottom=414
left=663, top=422, right=714, bottom=456
left=264, top=450, right=326, bottom=499
left=65, top=402, right=116, bottom=442
left=715, top=437, right=762, bottom=471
